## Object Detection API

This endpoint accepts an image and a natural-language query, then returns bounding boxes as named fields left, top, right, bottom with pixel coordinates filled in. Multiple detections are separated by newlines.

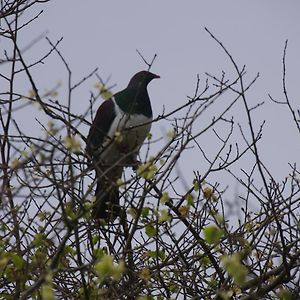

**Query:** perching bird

left=86, top=71, right=159, bottom=220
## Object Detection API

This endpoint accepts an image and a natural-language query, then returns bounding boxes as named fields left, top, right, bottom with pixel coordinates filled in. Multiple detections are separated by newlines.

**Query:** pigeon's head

left=127, top=71, right=160, bottom=88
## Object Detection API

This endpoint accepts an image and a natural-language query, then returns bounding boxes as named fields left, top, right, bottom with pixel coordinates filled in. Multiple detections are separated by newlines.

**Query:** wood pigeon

left=86, top=71, right=160, bottom=220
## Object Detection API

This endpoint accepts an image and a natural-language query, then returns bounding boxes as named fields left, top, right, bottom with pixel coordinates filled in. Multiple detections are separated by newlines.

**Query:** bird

left=86, top=70, right=160, bottom=220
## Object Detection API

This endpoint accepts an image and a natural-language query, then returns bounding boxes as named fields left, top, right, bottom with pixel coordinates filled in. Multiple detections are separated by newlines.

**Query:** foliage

left=1, top=2, right=300, bottom=299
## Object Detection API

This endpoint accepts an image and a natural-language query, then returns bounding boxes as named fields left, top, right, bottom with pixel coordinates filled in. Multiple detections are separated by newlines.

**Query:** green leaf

left=199, top=256, right=210, bottom=267
left=157, top=250, right=166, bottom=261
left=116, top=178, right=125, bottom=188
left=41, top=285, right=55, bottom=300
left=141, top=207, right=150, bottom=217
left=0, top=291, right=12, bottom=300
left=137, top=162, right=157, bottom=180
left=147, top=250, right=165, bottom=261
left=32, top=233, right=46, bottom=248
left=127, top=207, right=138, bottom=219
left=10, top=253, right=24, bottom=270
left=41, top=272, right=55, bottom=300
left=63, top=135, right=81, bottom=153
left=92, top=248, right=107, bottom=259
left=145, top=224, right=158, bottom=238
left=278, top=289, right=294, bottom=300
left=64, top=203, right=76, bottom=220
left=139, top=268, right=151, bottom=282
left=222, top=253, right=248, bottom=286
left=166, top=129, right=176, bottom=139
left=158, top=209, right=172, bottom=223
left=203, top=225, right=223, bottom=244
left=178, top=205, right=190, bottom=217
left=160, top=192, right=170, bottom=204
left=63, top=245, right=76, bottom=256
left=203, top=187, right=214, bottom=200
left=147, top=132, right=153, bottom=140
left=94, top=82, right=113, bottom=100
left=92, top=235, right=100, bottom=245
left=83, top=201, right=93, bottom=210
left=37, top=211, right=49, bottom=222
left=0, top=256, right=9, bottom=271
left=193, top=179, right=199, bottom=191
left=169, top=284, right=179, bottom=293
left=185, top=193, right=194, bottom=206
left=94, top=254, right=125, bottom=283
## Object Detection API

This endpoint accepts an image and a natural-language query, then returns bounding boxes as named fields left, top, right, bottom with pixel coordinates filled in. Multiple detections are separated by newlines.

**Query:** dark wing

left=86, top=98, right=116, bottom=160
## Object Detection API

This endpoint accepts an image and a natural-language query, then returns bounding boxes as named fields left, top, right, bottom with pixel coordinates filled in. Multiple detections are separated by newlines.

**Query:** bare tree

left=1, top=2, right=300, bottom=299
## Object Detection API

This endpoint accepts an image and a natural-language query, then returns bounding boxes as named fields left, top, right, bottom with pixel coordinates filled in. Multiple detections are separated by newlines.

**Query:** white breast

left=100, top=99, right=152, bottom=165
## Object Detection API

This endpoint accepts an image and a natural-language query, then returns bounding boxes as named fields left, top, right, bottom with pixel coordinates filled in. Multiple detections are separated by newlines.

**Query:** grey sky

left=14, top=1, right=300, bottom=190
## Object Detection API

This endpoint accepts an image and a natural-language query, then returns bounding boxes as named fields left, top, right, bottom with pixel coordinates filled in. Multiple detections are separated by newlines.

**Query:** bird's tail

left=92, top=178, right=120, bottom=220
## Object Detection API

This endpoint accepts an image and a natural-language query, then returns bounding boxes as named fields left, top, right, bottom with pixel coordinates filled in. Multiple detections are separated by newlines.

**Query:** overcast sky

left=11, top=1, right=300, bottom=202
